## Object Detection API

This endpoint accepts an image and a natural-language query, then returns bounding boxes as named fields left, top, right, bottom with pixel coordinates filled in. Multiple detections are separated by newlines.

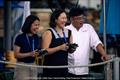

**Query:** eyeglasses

left=73, top=15, right=85, bottom=20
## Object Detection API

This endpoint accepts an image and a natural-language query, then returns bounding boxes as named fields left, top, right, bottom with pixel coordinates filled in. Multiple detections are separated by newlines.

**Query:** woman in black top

left=42, top=9, right=73, bottom=77
left=13, top=15, right=41, bottom=80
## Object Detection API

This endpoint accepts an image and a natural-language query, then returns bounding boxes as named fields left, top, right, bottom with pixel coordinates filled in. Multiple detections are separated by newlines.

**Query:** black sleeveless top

left=43, top=28, right=71, bottom=66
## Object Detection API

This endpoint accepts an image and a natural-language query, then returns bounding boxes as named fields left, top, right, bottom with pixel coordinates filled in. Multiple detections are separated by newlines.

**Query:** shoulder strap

left=49, top=28, right=59, bottom=39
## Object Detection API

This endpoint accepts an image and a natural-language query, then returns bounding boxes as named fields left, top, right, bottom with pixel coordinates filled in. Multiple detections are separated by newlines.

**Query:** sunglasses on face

left=73, top=15, right=85, bottom=20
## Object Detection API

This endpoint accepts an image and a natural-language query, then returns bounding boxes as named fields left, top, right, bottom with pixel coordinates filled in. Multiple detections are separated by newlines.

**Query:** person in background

left=41, top=9, right=72, bottom=77
left=13, top=15, right=41, bottom=80
left=65, top=7, right=110, bottom=78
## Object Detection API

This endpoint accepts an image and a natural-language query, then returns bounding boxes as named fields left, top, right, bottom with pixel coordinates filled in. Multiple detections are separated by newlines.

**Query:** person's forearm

left=46, top=46, right=62, bottom=54
left=96, top=43, right=107, bottom=56
left=15, top=52, right=31, bottom=59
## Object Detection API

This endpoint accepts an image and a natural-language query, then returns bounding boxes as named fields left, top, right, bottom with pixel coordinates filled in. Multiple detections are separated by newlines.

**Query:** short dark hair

left=21, top=15, right=40, bottom=33
left=49, top=9, right=66, bottom=28
left=69, top=7, right=84, bottom=17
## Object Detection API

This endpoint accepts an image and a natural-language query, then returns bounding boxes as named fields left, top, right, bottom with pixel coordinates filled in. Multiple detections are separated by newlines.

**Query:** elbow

left=14, top=53, right=18, bottom=58
left=14, top=52, right=20, bottom=58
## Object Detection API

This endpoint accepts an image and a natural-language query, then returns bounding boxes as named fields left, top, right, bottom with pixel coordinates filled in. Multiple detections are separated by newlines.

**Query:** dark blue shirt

left=14, top=33, right=41, bottom=63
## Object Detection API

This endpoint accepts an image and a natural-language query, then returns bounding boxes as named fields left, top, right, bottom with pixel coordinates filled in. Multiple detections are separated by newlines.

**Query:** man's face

left=71, top=15, right=84, bottom=29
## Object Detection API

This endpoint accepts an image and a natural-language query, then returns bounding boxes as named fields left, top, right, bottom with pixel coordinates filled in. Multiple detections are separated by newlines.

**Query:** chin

left=32, top=32, right=36, bottom=34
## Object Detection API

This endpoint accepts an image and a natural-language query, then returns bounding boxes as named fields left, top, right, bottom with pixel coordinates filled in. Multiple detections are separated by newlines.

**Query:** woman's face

left=30, top=20, right=40, bottom=34
left=56, top=12, right=67, bottom=28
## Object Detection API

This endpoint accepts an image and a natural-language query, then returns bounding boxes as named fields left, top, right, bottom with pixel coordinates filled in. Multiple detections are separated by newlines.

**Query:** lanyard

left=62, top=28, right=67, bottom=43
left=26, top=34, right=34, bottom=51
left=54, top=28, right=67, bottom=43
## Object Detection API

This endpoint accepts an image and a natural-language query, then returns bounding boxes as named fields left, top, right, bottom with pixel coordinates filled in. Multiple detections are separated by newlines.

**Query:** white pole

left=103, top=0, right=107, bottom=53
left=103, top=0, right=108, bottom=80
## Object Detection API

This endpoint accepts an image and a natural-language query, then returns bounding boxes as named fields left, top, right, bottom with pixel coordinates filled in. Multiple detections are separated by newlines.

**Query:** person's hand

left=101, top=54, right=111, bottom=61
left=67, top=43, right=78, bottom=53
left=59, top=43, right=69, bottom=51
left=29, top=51, right=36, bottom=57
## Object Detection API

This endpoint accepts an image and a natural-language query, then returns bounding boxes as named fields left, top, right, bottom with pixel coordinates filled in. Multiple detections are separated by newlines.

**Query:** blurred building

left=0, top=0, right=102, bottom=52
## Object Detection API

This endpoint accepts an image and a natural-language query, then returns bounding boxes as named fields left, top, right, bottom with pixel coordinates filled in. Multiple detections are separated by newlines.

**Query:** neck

left=72, top=24, right=82, bottom=31
left=75, top=27, right=81, bottom=31
left=55, top=26, right=63, bottom=33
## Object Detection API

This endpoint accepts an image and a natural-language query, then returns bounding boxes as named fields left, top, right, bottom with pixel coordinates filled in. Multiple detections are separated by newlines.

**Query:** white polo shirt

left=65, top=23, right=102, bottom=75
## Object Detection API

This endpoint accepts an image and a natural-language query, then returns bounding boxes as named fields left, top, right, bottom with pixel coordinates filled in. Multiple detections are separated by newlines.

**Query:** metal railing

left=0, top=57, right=120, bottom=80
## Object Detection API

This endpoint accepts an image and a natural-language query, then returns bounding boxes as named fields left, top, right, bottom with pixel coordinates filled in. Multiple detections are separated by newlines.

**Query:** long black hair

left=49, top=9, right=66, bottom=28
left=21, top=15, right=40, bottom=33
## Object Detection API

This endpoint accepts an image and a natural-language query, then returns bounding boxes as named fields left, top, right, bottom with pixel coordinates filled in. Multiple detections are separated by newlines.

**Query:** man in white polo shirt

left=65, top=7, right=110, bottom=78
